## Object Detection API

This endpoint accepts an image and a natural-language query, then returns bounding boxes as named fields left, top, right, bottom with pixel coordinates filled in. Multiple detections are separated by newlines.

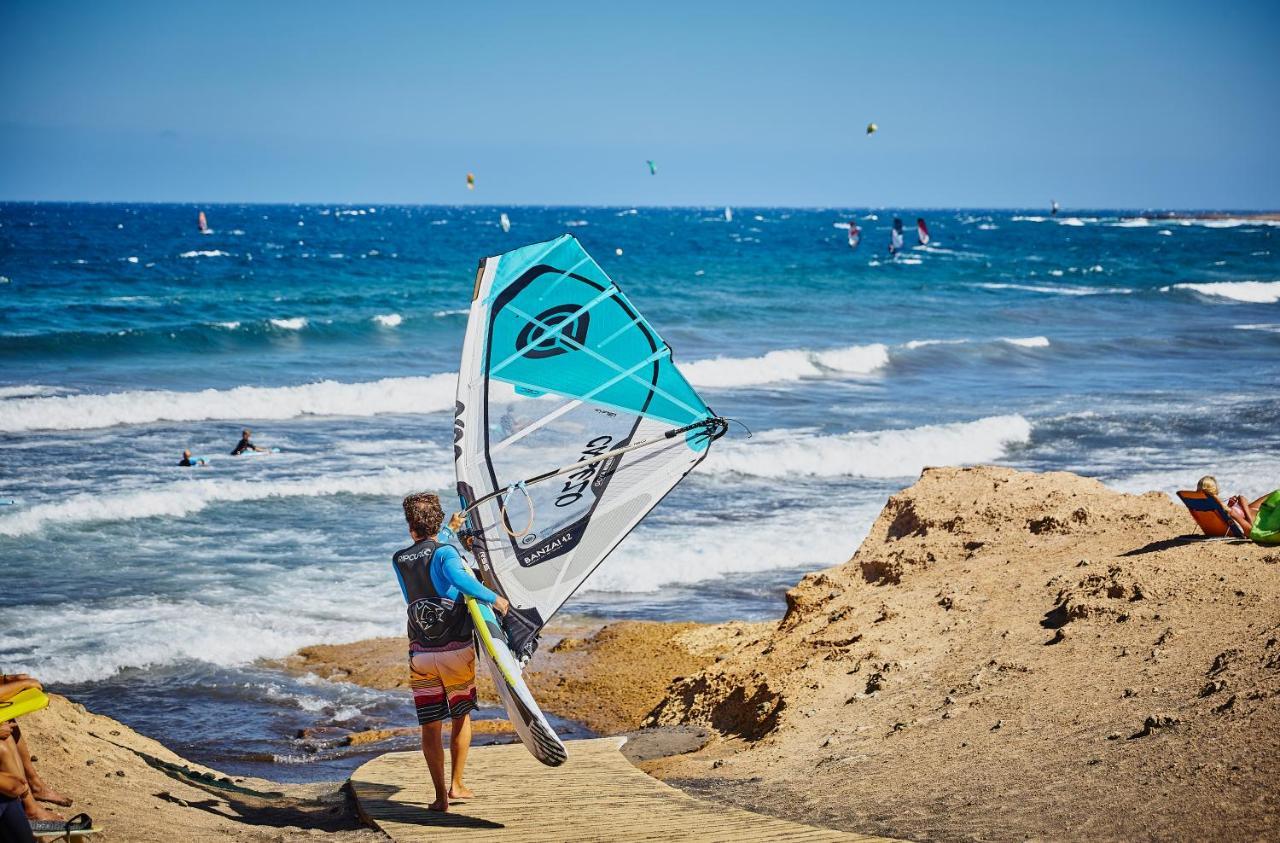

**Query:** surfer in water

left=178, top=450, right=206, bottom=467
left=394, top=493, right=509, bottom=813
left=230, top=429, right=265, bottom=456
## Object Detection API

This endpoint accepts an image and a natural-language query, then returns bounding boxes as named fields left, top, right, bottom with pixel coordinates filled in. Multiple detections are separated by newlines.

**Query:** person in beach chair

left=392, top=493, right=508, bottom=813
left=1176, top=476, right=1245, bottom=539
left=1226, top=488, right=1280, bottom=546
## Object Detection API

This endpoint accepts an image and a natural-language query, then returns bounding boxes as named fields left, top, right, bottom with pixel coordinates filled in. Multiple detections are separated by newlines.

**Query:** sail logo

left=555, top=435, right=613, bottom=507
left=516, top=305, right=590, bottom=359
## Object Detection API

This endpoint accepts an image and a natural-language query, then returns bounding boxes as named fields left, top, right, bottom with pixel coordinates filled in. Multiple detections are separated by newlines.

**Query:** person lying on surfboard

left=393, top=493, right=508, bottom=813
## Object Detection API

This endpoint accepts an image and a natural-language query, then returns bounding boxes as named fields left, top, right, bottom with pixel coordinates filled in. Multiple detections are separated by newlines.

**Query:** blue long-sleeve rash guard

left=394, top=541, right=499, bottom=606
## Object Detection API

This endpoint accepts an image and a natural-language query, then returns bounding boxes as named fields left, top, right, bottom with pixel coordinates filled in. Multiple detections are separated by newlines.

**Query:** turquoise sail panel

left=483, top=235, right=710, bottom=427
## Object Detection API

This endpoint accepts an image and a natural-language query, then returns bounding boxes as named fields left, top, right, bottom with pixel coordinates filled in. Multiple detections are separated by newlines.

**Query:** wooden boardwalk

left=350, top=737, right=892, bottom=842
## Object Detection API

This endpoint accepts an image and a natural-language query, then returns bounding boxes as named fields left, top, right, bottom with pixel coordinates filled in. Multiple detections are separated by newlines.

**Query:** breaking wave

left=682, top=343, right=889, bottom=388
left=0, top=374, right=457, bottom=433
left=269, top=317, right=308, bottom=330
left=0, top=469, right=453, bottom=538
left=1162, top=281, right=1280, bottom=304
left=707, top=414, right=1033, bottom=480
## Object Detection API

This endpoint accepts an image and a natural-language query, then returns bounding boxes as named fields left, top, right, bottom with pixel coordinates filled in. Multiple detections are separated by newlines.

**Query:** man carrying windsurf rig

left=393, top=493, right=508, bottom=813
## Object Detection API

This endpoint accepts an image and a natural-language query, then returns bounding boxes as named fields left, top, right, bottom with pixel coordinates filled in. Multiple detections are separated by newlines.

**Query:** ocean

left=2, top=203, right=1277, bottom=779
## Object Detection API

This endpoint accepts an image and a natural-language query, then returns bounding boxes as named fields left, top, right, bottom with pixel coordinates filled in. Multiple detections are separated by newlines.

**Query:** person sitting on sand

left=392, top=493, right=508, bottom=813
left=0, top=770, right=35, bottom=843
left=230, top=429, right=265, bottom=456
left=0, top=674, right=70, bottom=823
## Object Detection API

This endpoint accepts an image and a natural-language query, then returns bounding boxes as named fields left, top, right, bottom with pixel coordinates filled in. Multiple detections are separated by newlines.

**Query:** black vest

left=392, top=539, right=472, bottom=647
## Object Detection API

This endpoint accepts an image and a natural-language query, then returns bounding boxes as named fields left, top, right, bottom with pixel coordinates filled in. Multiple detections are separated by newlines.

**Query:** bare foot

left=32, top=785, right=73, bottom=807
left=27, top=804, right=63, bottom=822
left=448, top=784, right=475, bottom=800
left=427, top=798, right=449, bottom=812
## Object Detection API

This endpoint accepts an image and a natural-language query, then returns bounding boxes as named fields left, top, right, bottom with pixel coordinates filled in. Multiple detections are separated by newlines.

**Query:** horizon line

left=1, top=199, right=1277, bottom=214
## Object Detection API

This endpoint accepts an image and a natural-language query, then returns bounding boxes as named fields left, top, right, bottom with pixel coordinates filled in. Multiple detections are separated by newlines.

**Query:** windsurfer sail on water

left=889, top=217, right=905, bottom=256
left=916, top=218, right=930, bottom=246
left=198, top=211, right=211, bottom=234
left=848, top=220, right=861, bottom=249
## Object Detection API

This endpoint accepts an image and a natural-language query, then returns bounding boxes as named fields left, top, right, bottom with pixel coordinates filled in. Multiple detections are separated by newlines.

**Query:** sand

left=16, top=693, right=379, bottom=842
left=640, top=466, right=1280, bottom=841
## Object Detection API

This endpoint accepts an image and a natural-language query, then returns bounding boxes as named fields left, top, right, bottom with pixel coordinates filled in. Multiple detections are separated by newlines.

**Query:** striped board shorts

left=409, top=639, right=478, bottom=724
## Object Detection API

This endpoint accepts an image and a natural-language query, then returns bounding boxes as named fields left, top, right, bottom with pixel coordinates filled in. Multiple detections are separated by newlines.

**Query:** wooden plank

left=349, top=737, right=897, bottom=842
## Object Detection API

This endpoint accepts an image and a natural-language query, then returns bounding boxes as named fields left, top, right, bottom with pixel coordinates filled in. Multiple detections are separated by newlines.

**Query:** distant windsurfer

left=916, top=218, right=930, bottom=246
left=393, top=493, right=509, bottom=813
left=1051, top=200, right=1060, bottom=217
left=230, top=428, right=265, bottom=456
left=198, top=210, right=211, bottom=234
left=890, top=217, right=905, bottom=257
left=848, top=220, right=861, bottom=250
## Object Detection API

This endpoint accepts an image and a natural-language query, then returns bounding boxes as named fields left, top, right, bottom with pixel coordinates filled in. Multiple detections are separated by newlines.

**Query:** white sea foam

left=372, top=313, right=403, bottom=327
left=706, top=414, right=1032, bottom=480
left=0, top=468, right=452, bottom=538
left=1163, top=281, right=1280, bottom=303
left=270, top=317, right=308, bottom=330
left=433, top=308, right=468, bottom=317
left=1158, top=230, right=1173, bottom=236
left=1234, top=323, right=1280, bottom=333
left=1011, top=215, right=1048, bottom=222
left=179, top=250, right=230, bottom=258
left=587, top=501, right=881, bottom=594
left=1, top=571, right=402, bottom=683
left=1002, top=336, right=1050, bottom=348
left=1192, top=218, right=1280, bottom=228
left=1111, top=218, right=1151, bottom=228
left=681, top=343, right=889, bottom=389
left=902, top=338, right=969, bottom=350
left=977, top=282, right=1132, bottom=296
left=977, top=224, right=998, bottom=230
left=564, top=220, right=589, bottom=227
left=1056, top=217, right=1086, bottom=226
left=0, top=373, right=458, bottom=433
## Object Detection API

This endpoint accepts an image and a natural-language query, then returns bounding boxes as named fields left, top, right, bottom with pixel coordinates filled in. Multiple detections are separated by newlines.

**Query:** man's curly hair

left=402, top=492, right=444, bottom=538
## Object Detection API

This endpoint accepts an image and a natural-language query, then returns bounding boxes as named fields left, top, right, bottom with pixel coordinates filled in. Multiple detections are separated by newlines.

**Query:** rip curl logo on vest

left=515, top=305, right=590, bottom=359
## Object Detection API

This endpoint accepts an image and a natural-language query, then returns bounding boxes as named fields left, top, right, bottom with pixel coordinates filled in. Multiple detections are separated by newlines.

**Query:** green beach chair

left=1248, top=489, right=1280, bottom=546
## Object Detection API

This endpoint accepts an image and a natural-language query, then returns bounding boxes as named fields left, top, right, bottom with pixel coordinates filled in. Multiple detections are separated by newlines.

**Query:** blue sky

left=1, top=1, right=1277, bottom=207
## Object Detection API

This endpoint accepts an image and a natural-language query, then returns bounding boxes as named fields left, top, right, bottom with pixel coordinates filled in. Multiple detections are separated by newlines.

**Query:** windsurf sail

left=500, top=212, right=511, bottom=233
left=198, top=211, right=210, bottom=234
left=724, top=207, right=733, bottom=222
left=454, top=234, right=726, bottom=657
left=916, top=218, right=930, bottom=246
left=848, top=221, right=861, bottom=249
left=890, top=218, right=904, bottom=255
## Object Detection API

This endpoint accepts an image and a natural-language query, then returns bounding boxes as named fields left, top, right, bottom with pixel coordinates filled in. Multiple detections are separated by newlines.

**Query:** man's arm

left=437, top=547, right=509, bottom=613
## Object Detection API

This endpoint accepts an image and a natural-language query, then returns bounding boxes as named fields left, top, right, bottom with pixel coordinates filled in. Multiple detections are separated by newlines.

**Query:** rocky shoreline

left=24, top=465, right=1280, bottom=840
